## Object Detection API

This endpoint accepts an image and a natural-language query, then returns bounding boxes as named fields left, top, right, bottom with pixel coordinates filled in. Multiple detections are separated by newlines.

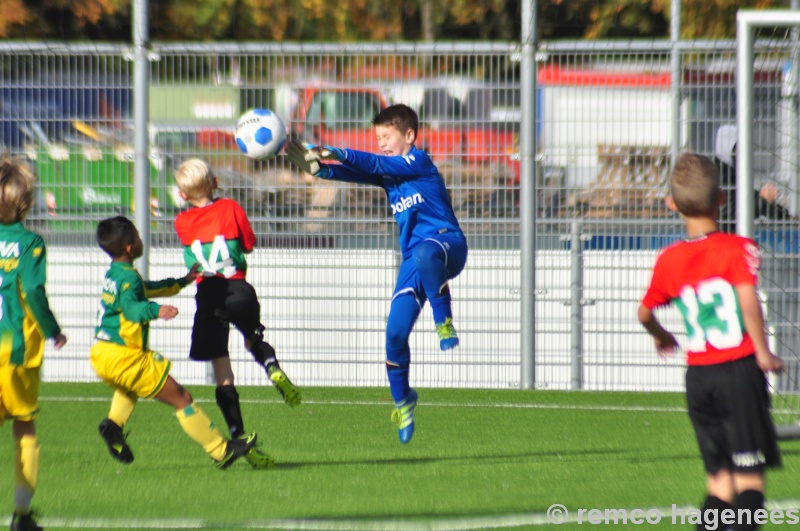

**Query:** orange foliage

left=42, top=0, right=127, bottom=27
left=0, top=0, right=31, bottom=37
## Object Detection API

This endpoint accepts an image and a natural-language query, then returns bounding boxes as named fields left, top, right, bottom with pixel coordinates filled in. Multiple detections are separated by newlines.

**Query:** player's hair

left=0, top=155, right=36, bottom=224
left=174, top=158, right=215, bottom=200
left=97, top=216, right=138, bottom=258
left=373, top=104, right=418, bottom=140
left=670, top=153, right=721, bottom=217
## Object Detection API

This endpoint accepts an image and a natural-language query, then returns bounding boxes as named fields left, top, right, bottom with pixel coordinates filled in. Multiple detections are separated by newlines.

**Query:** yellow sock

left=176, top=403, right=227, bottom=461
left=14, top=435, right=39, bottom=513
left=108, top=389, right=138, bottom=427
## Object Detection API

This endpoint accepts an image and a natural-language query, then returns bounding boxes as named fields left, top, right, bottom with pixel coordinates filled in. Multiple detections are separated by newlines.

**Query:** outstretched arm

left=326, top=162, right=384, bottom=186
left=303, top=142, right=430, bottom=180
left=339, top=148, right=428, bottom=180
left=286, top=140, right=383, bottom=186
left=143, top=277, right=188, bottom=298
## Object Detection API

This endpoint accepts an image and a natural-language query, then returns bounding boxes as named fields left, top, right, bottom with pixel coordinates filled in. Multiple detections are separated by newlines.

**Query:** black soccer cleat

left=215, top=432, right=258, bottom=470
left=98, top=418, right=134, bottom=464
left=10, top=511, right=42, bottom=531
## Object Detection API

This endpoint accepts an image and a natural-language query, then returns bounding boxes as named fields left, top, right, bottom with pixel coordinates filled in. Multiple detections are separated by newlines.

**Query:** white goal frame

left=738, top=10, right=800, bottom=439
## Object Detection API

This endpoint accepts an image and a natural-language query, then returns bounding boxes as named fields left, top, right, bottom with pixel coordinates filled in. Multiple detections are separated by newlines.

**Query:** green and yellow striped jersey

left=0, top=222, right=61, bottom=367
left=95, top=262, right=189, bottom=349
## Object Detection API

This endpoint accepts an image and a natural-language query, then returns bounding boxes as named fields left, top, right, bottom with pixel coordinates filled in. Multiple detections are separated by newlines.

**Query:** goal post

left=737, top=10, right=800, bottom=440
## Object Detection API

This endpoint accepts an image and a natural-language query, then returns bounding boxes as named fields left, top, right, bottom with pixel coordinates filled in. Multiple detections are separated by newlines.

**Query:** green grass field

left=1, top=383, right=797, bottom=530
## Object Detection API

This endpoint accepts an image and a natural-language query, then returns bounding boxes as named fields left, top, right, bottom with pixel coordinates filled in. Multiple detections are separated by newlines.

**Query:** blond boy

left=173, top=159, right=301, bottom=468
left=639, top=153, right=782, bottom=531
left=0, top=156, right=67, bottom=531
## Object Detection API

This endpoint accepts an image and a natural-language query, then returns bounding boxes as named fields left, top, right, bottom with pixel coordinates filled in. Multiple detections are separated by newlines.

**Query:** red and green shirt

left=174, top=198, right=255, bottom=281
left=641, top=231, right=759, bottom=366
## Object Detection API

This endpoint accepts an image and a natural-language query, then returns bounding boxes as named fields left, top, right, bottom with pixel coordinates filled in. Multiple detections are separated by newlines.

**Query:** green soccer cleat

left=244, top=441, right=276, bottom=470
left=10, top=511, right=42, bottom=531
left=268, top=366, right=302, bottom=407
left=215, top=433, right=258, bottom=470
left=391, top=388, right=418, bottom=444
left=98, top=418, right=134, bottom=464
left=436, top=317, right=459, bottom=351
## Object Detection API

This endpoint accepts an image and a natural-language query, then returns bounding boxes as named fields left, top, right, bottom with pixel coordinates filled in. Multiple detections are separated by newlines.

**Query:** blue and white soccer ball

left=235, top=108, right=287, bottom=160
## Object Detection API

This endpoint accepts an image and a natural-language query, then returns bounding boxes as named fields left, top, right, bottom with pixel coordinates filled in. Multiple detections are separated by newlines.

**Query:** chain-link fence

left=1, top=40, right=797, bottom=397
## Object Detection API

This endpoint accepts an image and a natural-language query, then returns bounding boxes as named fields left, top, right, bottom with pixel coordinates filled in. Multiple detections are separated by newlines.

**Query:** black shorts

left=686, top=355, right=782, bottom=474
left=189, top=276, right=264, bottom=361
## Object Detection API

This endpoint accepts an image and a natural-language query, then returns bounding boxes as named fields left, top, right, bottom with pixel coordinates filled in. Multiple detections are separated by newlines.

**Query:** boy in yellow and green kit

left=0, top=156, right=67, bottom=531
left=91, top=215, right=256, bottom=470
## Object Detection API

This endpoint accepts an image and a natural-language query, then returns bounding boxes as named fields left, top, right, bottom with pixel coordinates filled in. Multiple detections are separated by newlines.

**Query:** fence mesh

left=1, top=40, right=797, bottom=399
left=744, top=23, right=800, bottom=431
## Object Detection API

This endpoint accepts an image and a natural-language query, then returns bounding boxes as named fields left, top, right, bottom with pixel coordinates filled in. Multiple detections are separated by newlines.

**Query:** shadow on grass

left=274, top=447, right=629, bottom=470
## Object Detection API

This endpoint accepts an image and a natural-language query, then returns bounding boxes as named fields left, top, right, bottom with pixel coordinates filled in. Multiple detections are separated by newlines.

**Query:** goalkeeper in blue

left=286, top=104, right=468, bottom=444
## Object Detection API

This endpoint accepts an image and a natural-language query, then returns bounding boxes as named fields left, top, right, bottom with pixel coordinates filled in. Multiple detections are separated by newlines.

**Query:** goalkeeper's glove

left=310, top=145, right=346, bottom=163
left=286, top=139, right=331, bottom=178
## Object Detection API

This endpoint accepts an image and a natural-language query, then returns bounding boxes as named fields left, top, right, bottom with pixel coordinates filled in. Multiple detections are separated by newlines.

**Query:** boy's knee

left=413, top=242, right=440, bottom=267
left=386, top=328, right=409, bottom=352
left=179, top=386, right=193, bottom=403
left=386, top=349, right=409, bottom=367
left=244, top=324, right=266, bottom=349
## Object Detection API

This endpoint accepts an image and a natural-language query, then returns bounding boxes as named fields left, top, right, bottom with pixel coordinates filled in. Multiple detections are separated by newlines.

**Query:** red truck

left=290, top=86, right=388, bottom=154
left=291, top=85, right=519, bottom=216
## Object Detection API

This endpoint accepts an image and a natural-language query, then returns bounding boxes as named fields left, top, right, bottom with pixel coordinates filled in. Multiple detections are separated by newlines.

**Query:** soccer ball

left=235, top=108, right=287, bottom=160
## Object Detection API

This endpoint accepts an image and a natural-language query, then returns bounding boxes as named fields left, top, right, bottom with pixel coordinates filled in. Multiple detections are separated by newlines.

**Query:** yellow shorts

left=0, top=365, right=40, bottom=423
left=90, top=341, right=172, bottom=399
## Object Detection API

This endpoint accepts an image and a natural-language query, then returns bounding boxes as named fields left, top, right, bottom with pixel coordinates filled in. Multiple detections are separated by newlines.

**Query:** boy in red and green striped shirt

left=174, top=159, right=301, bottom=469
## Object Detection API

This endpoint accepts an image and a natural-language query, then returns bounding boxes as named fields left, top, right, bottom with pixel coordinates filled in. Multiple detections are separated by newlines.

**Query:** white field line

left=7, top=500, right=800, bottom=530
left=37, top=395, right=800, bottom=417
left=39, top=395, right=690, bottom=413
left=44, top=395, right=800, bottom=416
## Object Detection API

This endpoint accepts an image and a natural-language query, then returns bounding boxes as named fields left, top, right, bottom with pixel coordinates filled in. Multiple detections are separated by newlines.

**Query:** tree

left=538, top=0, right=785, bottom=40
left=0, top=0, right=128, bottom=39
left=0, top=1, right=792, bottom=41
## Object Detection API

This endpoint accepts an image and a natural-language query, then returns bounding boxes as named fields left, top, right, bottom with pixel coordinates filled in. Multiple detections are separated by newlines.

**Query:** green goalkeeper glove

left=286, top=139, right=331, bottom=178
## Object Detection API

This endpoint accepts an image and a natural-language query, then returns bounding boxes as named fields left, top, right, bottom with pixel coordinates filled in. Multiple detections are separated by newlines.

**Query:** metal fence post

left=570, top=221, right=584, bottom=390
left=133, top=0, right=150, bottom=277
left=519, top=0, right=538, bottom=389
left=670, top=0, right=682, bottom=169
left=791, top=0, right=800, bottom=217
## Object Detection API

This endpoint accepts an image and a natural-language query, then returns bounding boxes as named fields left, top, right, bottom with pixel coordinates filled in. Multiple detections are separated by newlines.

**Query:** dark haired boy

left=91, top=216, right=256, bottom=470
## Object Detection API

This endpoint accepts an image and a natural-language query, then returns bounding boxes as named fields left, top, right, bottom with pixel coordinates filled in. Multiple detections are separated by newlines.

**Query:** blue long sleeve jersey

left=327, top=146, right=463, bottom=259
